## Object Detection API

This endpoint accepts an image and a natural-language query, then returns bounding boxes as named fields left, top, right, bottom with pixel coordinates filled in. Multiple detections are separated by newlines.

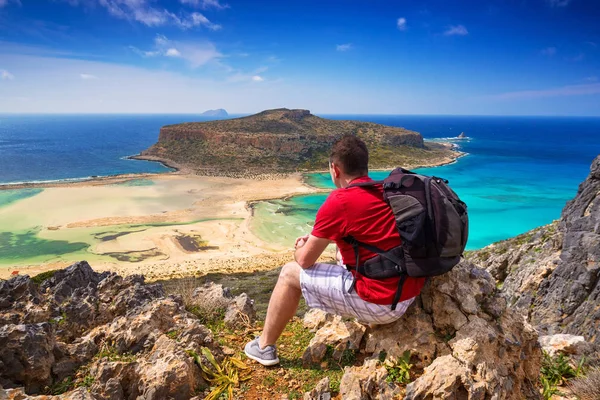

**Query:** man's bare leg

left=259, top=261, right=303, bottom=348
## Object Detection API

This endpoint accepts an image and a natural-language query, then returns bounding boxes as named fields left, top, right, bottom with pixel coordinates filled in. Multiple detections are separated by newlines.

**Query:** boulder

left=303, top=377, right=331, bottom=400
left=539, top=334, right=596, bottom=357
left=192, top=282, right=256, bottom=328
left=301, top=316, right=366, bottom=366
left=305, top=261, right=542, bottom=399
left=224, top=293, right=256, bottom=327
left=0, top=323, right=55, bottom=394
left=339, top=359, right=401, bottom=400
left=302, top=308, right=335, bottom=332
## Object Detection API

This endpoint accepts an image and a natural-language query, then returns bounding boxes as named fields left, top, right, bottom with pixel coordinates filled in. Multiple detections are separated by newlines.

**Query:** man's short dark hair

left=329, top=135, right=369, bottom=176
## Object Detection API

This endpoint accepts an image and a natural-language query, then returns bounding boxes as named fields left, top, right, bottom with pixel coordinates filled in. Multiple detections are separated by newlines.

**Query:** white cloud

left=570, top=53, right=585, bottom=62
left=251, top=75, right=264, bottom=82
left=584, top=76, right=598, bottom=82
left=165, top=48, right=181, bottom=57
left=397, top=17, right=407, bottom=31
left=0, top=0, right=20, bottom=7
left=336, top=43, right=353, bottom=52
left=180, top=0, right=229, bottom=10
left=266, top=55, right=282, bottom=63
left=488, top=83, right=600, bottom=100
left=547, top=0, right=572, bottom=7
left=1, top=69, right=15, bottom=80
left=80, top=73, right=98, bottom=80
left=180, top=12, right=221, bottom=30
left=130, top=34, right=222, bottom=68
left=64, top=0, right=221, bottom=29
left=541, top=47, right=557, bottom=56
left=444, top=25, right=468, bottom=36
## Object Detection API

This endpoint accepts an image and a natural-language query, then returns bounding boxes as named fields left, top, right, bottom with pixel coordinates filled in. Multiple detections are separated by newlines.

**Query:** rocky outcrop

left=139, top=108, right=459, bottom=175
left=0, top=261, right=223, bottom=399
left=468, top=155, right=600, bottom=344
left=304, top=261, right=542, bottom=399
left=191, top=282, right=256, bottom=328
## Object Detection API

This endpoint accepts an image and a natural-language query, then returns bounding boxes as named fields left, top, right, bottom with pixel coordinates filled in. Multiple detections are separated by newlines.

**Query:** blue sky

left=0, top=0, right=599, bottom=115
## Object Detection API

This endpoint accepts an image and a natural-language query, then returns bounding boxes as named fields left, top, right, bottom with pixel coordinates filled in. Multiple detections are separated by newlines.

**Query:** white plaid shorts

left=299, top=263, right=415, bottom=325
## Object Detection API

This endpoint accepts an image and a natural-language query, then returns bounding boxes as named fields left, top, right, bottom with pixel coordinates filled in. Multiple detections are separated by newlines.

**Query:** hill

left=137, top=108, right=459, bottom=176
left=201, top=109, right=229, bottom=118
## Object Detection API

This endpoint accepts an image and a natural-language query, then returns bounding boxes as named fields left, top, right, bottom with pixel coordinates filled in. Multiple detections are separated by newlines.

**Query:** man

left=244, top=135, right=426, bottom=366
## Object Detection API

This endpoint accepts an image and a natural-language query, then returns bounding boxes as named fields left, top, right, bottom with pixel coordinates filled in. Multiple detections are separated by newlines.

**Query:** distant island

left=136, top=108, right=461, bottom=176
left=201, top=109, right=229, bottom=117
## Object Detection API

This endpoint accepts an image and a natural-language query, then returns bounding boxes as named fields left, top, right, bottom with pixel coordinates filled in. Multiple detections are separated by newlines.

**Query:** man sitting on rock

left=244, top=135, right=426, bottom=366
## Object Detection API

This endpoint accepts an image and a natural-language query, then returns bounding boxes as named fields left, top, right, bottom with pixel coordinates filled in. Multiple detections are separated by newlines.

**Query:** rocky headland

left=467, top=155, right=600, bottom=346
left=136, top=108, right=460, bottom=177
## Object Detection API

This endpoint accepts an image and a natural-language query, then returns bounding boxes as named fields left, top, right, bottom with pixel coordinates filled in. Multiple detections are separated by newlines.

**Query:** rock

left=404, top=355, right=474, bottom=399
left=0, top=275, right=47, bottom=325
left=335, top=261, right=542, bottom=399
left=192, top=282, right=232, bottom=310
left=0, top=386, right=95, bottom=399
left=40, top=261, right=109, bottom=303
left=339, top=359, right=401, bottom=400
left=224, top=293, right=256, bottom=328
left=0, top=261, right=222, bottom=399
left=192, top=282, right=256, bottom=328
left=302, top=309, right=335, bottom=332
left=302, top=316, right=366, bottom=366
left=303, top=377, right=331, bottom=400
left=0, top=323, right=55, bottom=394
left=88, top=336, right=204, bottom=400
left=539, top=334, right=596, bottom=357
left=468, top=155, right=600, bottom=345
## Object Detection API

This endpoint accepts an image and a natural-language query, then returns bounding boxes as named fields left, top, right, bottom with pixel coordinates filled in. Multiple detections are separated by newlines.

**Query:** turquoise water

left=0, top=189, right=43, bottom=207
left=253, top=116, right=600, bottom=250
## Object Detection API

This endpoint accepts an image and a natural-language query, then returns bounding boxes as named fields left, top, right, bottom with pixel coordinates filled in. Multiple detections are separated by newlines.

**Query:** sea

left=1, top=114, right=600, bottom=256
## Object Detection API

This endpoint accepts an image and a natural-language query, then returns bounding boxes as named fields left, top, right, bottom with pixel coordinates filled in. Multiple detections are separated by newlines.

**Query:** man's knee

left=279, top=261, right=302, bottom=290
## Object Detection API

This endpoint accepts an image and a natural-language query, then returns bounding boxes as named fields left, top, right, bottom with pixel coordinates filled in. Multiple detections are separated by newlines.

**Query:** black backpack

left=342, top=167, right=469, bottom=310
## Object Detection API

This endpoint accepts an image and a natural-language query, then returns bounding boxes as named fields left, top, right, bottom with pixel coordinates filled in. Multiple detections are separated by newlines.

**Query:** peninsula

left=135, top=108, right=460, bottom=177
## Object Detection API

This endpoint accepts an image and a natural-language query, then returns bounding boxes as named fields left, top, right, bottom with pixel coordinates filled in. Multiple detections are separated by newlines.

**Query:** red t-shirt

left=311, top=176, right=426, bottom=305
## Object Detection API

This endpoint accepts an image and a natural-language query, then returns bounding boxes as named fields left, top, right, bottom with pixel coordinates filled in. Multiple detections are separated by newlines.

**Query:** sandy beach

left=0, top=145, right=461, bottom=281
left=0, top=172, right=327, bottom=280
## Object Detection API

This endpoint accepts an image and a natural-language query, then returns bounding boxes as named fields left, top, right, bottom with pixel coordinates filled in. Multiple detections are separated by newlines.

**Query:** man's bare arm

left=294, top=234, right=331, bottom=269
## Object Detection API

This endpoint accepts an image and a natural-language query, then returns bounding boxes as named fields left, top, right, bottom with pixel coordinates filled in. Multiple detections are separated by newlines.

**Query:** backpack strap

left=342, top=235, right=408, bottom=311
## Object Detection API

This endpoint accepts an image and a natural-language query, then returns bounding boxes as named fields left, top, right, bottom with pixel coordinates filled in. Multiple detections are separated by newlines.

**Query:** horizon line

left=1, top=112, right=600, bottom=118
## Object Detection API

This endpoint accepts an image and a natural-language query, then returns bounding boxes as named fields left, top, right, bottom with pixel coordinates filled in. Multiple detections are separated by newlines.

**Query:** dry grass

left=568, top=367, right=600, bottom=400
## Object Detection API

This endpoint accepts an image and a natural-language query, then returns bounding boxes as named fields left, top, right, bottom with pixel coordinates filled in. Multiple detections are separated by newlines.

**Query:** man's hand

left=294, top=234, right=331, bottom=269
left=295, top=234, right=310, bottom=249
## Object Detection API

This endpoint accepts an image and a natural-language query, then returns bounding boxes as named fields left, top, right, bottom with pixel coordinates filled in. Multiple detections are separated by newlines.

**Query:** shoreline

left=0, top=144, right=464, bottom=281
left=0, top=145, right=464, bottom=191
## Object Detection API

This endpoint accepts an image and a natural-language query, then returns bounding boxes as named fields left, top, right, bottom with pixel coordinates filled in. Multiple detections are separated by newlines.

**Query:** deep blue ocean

left=0, top=114, right=222, bottom=184
left=1, top=114, right=599, bottom=250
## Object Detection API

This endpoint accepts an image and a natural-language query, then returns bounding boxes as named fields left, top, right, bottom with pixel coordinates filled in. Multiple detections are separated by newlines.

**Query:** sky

left=0, top=0, right=599, bottom=115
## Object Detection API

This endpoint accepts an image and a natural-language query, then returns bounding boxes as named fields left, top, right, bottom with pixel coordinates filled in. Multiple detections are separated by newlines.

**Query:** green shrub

left=384, top=350, right=413, bottom=385
left=31, top=270, right=58, bottom=285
